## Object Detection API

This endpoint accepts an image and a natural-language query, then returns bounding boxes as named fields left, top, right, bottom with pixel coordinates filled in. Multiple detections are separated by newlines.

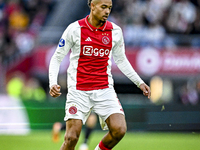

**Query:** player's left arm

left=112, top=28, right=151, bottom=98
left=139, top=83, right=151, bottom=99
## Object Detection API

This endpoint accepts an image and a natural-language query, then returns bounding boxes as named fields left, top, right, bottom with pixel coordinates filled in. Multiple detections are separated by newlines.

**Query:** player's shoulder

left=109, top=21, right=123, bottom=36
left=110, top=21, right=122, bottom=31
left=109, top=21, right=122, bottom=35
left=65, top=21, right=80, bottom=32
left=61, top=20, right=81, bottom=39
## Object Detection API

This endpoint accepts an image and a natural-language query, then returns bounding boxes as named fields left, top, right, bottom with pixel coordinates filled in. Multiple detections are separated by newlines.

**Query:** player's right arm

left=49, top=23, right=74, bottom=98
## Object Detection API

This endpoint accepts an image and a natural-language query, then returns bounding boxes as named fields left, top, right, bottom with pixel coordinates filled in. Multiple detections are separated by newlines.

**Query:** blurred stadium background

left=0, top=0, right=200, bottom=149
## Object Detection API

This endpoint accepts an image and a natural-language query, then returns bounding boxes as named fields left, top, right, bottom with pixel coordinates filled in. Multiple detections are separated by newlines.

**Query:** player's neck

left=88, top=14, right=104, bottom=28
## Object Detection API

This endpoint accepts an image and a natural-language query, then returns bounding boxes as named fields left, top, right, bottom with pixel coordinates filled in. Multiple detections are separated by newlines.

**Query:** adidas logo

left=85, top=37, right=92, bottom=41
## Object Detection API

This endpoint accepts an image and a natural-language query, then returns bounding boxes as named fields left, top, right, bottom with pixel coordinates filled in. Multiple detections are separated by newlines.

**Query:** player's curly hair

left=88, top=0, right=92, bottom=8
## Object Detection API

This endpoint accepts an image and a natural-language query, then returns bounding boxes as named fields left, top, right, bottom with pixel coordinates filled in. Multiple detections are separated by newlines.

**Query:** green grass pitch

left=0, top=130, right=199, bottom=150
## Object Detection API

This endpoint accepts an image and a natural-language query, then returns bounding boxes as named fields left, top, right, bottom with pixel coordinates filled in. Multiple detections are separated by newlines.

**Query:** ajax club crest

left=102, top=36, right=110, bottom=45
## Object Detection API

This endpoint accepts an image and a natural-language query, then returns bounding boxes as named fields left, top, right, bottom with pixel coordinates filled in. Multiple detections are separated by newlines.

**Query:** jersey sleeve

left=112, top=27, right=144, bottom=87
left=49, top=24, right=74, bottom=88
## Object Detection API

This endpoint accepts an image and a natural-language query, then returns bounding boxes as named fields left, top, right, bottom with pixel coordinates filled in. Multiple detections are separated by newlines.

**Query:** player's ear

left=91, top=2, right=95, bottom=11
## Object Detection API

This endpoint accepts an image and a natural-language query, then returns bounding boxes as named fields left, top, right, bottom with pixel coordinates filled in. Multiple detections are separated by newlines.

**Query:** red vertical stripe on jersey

left=77, top=19, right=113, bottom=91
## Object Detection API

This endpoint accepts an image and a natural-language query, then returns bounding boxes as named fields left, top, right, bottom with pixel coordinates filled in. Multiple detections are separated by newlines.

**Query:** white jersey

left=49, top=16, right=144, bottom=91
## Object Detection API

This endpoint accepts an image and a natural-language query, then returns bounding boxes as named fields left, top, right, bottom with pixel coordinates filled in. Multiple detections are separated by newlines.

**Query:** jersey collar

left=84, top=15, right=112, bottom=31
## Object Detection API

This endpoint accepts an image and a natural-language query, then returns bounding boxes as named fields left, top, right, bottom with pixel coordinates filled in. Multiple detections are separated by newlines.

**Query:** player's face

left=92, top=0, right=112, bottom=23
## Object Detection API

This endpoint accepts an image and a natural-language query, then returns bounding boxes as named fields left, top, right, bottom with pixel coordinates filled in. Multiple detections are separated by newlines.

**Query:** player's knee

left=111, top=125, right=127, bottom=141
left=64, top=133, right=79, bottom=145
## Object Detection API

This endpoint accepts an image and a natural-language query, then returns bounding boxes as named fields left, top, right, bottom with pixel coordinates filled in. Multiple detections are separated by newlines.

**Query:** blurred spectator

left=21, top=0, right=39, bottom=22
left=0, top=0, right=5, bottom=28
left=112, top=0, right=127, bottom=16
left=5, top=0, right=22, bottom=19
left=122, top=0, right=146, bottom=46
left=191, top=7, right=200, bottom=47
left=6, top=72, right=25, bottom=99
left=109, top=0, right=200, bottom=47
left=144, top=0, right=168, bottom=24
left=29, top=4, right=49, bottom=35
left=14, top=31, right=35, bottom=54
left=126, top=0, right=146, bottom=20
left=192, top=8, right=200, bottom=34
left=21, top=77, right=46, bottom=102
left=0, top=0, right=57, bottom=67
left=1, top=32, right=19, bottom=66
left=196, top=79, right=200, bottom=104
left=8, top=7, right=29, bottom=31
left=142, top=20, right=166, bottom=48
left=6, top=71, right=46, bottom=102
left=123, top=18, right=146, bottom=47
left=122, top=0, right=166, bottom=48
left=164, top=0, right=196, bottom=34
left=108, top=0, right=128, bottom=27
left=178, top=80, right=199, bottom=105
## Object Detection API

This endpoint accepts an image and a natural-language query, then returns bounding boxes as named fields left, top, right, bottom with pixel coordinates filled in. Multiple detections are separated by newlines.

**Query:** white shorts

left=64, top=86, right=124, bottom=130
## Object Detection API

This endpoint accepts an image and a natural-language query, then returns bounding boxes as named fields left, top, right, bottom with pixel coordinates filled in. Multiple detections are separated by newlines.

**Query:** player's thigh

left=86, top=113, right=97, bottom=128
left=106, top=113, right=127, bottom=134
left=65, top=87, right=92, bottom=124
left=93, top=87, right=124, bottom=122
left=65, top=119, right=83, bottom=139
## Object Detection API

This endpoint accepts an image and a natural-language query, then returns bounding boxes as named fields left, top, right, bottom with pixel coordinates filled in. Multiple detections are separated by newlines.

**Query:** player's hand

left=139, top=83, right=151, bottom=99
left=49, top=85, right=62, bottom=98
